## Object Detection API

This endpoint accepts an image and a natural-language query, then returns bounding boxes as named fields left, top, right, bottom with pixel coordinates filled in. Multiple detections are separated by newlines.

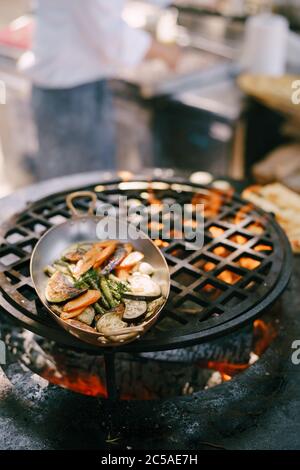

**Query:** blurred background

left=0, top=0, right=300, bottom=197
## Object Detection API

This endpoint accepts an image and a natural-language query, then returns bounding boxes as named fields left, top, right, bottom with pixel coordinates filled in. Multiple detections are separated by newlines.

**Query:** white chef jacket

left=20, top=0, right=171, bottom=88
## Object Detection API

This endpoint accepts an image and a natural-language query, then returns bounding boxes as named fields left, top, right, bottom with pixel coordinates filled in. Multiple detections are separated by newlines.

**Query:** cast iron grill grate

left=0, top=176, right=292, bottom=352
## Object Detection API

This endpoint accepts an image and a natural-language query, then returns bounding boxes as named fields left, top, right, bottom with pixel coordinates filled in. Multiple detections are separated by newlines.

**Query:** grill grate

left=0, top=176, right=292, bottom=353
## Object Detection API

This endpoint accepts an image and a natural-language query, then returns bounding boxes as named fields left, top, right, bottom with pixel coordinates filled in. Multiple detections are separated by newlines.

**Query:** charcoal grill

left=0, top=174, right=292, bottom=355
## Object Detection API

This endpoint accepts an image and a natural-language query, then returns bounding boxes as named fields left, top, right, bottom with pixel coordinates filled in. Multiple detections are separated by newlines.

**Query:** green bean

left=108, top=274, right=130, bottom=293
left=44, top=265, right=56, bottom=277
left=107, top=280, right=122, bottom=300
left=100, top=275, right=117, bottom=308
left=87, top=278, right=99, bottom=291
left=54, top=259, right=74, bottom=278
left=55, top=259, right=72, bottom=270
left=76, top=269, right=100, bottom=292
left=99, top=295, right=110, bottom=310
left=74, top=279, right=89, bottom=291
left=94, top=302, right=105, bottom=316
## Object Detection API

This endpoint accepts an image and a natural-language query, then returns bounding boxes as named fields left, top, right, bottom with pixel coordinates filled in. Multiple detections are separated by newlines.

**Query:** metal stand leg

left=104, top=352, right=119, bottom=400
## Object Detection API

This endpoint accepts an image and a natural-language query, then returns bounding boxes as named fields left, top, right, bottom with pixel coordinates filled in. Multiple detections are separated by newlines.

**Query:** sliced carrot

left=63, top=290, right=101, bottom=313
left=119, top=251, right=144, bottom=269
left=124, top=243, right=133, bottom=254
left=73, top=242, right=117, bottom=278
left=93, top=243, right=117, bottom=269
left=115, top=267, right=130, bottom=281
left=61, top=306, right=86, bottom=320
left=94, top=240, right=117, bottom=248
left=72, top=245, right=103, bottom=278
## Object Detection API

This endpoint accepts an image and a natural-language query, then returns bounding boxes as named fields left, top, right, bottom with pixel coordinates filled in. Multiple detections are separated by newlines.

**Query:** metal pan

left=30, top=191, right=170, bottom=347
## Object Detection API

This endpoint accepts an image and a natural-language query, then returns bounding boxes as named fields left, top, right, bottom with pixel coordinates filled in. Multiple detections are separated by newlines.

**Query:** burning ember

left=238, top=257, right=261, bottom=270
left=192, top=188, right=234, bottom=219
left=5, top=314, right=277, bottom=400
left=217, top=269, right=242, bottom=285
left=254, top=244, right=273, bottom=252
left=203, top=319, right=277, bottom=380
left=24, top=314, right=277, bottom=400
left=209, top=225, right=225, bottom=238
left=154, top=239, right=169, bottom=248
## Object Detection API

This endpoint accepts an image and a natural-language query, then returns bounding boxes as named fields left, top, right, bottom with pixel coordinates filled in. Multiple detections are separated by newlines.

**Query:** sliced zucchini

left=122, top=292, right=161, bottom=301
left=45, top=271, right=86, bottom=303
left=123, top=299, right=147, bottom=321
left=77, top=306, right=95, bottom=326
left=145, top=296, right=166, bottom=319
left=62, top=243, right=88, bottom=263
left=44, top=265, right=56, bottom=277
left=96, top=312, right=127, bottom=333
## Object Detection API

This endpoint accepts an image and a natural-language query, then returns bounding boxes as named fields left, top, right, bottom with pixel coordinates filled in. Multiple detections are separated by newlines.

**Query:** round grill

left=0, top=175, right=293, bottom=353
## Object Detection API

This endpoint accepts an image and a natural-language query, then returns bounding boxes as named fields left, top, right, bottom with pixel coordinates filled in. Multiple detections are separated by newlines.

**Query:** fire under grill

left=0, top=176, right=292, bottom=356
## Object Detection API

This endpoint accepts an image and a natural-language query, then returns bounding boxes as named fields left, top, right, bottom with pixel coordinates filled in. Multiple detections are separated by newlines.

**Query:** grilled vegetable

left=99, top=294, right=111, bottom=310
left=107, top=280, right=122, bottom=300
left=101, top=245, right=126, bottom=274
left=50, top=304, right=63, bottom=316
left=72, top=242, right=117, bottom=279
left=124, top=243, right=133, bottom=254
left=45, top=271, right=86, bottom=303
left=123, top=299, right=147, bottom=321
left=145, top=296, right=165, bottom=319
left=77, top=306, right=95, bottom=326
left=63, top=248, right=86, bottom=263
left=99, top=275, right=118, bottom=308
left=63, top=290, right=101, bottom=313
left=93, top=302, right=105, bottom=316
left=96, top=311, right=126, bottom=334
left=94, top=240, right=117, bottom=249
left=53, top=260, right=73, bottom=277
left=65, top=318, right=96, bottom=333
left=61, top=306, right=86, bottom=320
left=129, top=274, right=161, bottom=297
left=43, top=239, right=166, bottom=339
left=122, top=292, right=161, bottom=301
left=72, top=245, right=103, bottom=279
left=139, top=262, right=154, bottom=276
left=93, top=243, right=117, bottom=269
left=44, top=265, right=56, bottom=277
left=115, top=268, right=130, bottom=281
left=108, top=274, right=130, bottom=291
left=119, top=251, right=144, bottom=269
left=76, top=269, right=99, bottom=291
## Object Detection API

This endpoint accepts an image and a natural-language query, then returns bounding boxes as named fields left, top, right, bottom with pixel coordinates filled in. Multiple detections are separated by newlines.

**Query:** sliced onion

left=120, top=251, right=144, bottom=268
left=129, top=274, right=161, bottom=297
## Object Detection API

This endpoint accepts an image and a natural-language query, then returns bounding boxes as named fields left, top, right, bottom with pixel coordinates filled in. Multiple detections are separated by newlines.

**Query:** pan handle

left=66, top=191, right=97, bottom=217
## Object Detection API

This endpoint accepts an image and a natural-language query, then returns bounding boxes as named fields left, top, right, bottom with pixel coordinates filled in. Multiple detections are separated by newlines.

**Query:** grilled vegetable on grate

left=44, top=240, right=164, bottom=337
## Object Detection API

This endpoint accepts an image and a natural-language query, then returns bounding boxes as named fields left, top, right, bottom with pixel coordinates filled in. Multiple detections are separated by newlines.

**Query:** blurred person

left=20, top=0, right=180, bottom=181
